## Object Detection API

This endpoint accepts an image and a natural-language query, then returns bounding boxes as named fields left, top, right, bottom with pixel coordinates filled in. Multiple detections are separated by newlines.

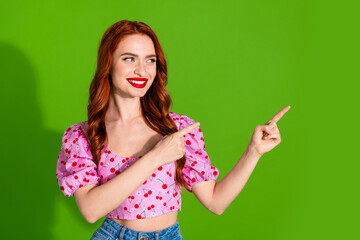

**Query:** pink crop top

left=56, top=112, right=220, bottom=220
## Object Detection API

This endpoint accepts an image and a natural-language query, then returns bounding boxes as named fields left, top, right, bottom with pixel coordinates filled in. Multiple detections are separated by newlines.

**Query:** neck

left=105, top=92, right=143, bottom=125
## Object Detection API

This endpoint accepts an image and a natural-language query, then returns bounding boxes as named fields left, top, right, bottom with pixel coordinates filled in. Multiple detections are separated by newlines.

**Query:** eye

left=123, top=57, right=134, bottom=62
left=147, top=58, right=156, bottom=63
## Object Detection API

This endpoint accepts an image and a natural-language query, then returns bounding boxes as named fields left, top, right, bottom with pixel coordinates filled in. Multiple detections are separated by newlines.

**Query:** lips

left=126, top=77, right=148, bottom=88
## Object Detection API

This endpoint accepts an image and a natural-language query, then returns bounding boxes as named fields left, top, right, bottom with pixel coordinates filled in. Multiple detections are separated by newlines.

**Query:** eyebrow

left=119, top=52, right=157, bottom=58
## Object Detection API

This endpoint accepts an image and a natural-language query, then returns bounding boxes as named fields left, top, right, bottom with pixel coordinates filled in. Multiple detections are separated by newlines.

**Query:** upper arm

left=178, top=114, right=220, bottom=193
left=56, top=123, right=100, bottom=197
left=56, top=123, right=101, bottom=223
left=191, top=180, right=217, bottom=214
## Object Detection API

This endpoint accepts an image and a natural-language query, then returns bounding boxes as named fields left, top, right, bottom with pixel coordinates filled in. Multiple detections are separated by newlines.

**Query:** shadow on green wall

left=0, top=42, right=60, bottom=239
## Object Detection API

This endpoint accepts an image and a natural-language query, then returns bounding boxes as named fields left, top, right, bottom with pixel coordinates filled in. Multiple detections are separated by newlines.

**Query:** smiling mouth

left=126, top=78, right=148, bottom=88
left=127, top=78, right=147, bottom=83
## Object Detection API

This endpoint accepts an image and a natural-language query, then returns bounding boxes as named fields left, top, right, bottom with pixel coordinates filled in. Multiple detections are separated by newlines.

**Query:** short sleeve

left=55, top=123, right=100, bottom=197
left=180, top=115, right=220, bottom=192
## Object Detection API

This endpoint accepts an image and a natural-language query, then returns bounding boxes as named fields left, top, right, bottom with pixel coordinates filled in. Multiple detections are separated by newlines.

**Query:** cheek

left=148, top=66, right=157, bottom=78
left=116, top=64, right=132, bottom=76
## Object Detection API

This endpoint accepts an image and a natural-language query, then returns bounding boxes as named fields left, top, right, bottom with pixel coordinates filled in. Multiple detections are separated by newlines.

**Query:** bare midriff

left=111, top=210, right=178, bottom=232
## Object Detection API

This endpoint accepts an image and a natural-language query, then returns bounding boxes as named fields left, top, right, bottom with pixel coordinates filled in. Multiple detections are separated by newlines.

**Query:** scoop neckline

left=103, top=134, right=164, bottom=160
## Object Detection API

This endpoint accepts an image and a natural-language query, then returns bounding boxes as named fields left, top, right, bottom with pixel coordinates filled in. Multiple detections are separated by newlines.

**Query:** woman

left=56, top=20, right=290, bottom=240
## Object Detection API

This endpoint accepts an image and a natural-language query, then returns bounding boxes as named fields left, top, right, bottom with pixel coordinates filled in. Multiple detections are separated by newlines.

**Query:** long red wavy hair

left=86, top=20, right=189, bottom=191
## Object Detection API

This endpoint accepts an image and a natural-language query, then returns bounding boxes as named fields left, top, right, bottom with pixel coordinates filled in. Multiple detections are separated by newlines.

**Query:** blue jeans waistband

left=95, top=217, right=181, bottom=240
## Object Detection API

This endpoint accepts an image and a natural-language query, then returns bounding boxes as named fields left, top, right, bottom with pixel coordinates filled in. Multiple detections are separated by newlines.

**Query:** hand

left=150, top=122, right=201, bottom=166
left=248, top=106, right=291, bottom=157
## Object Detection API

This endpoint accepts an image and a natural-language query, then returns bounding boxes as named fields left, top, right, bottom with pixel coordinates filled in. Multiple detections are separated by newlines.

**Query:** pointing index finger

left=176, top=122, right=200, bottom=137
left=267, top=105, right=291, bottom=124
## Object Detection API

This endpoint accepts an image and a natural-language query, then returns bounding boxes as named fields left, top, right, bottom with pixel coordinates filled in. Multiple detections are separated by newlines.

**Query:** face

left=109, top=33, right=157, bottom=98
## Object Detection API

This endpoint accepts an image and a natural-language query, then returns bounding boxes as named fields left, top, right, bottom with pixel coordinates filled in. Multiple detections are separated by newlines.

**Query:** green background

left=1, top=0, right=358, bottom=239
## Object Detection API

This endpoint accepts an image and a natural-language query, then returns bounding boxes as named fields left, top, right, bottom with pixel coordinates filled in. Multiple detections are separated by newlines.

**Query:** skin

left=74, top=32, right=291, bottom=232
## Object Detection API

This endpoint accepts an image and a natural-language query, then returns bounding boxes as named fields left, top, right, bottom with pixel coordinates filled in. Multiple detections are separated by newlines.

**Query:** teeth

left=128, top=80, right=146, bottom=84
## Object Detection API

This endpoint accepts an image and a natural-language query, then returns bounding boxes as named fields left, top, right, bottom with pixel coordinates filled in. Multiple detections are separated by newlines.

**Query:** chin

left=132, top=90, right=148, bottom=98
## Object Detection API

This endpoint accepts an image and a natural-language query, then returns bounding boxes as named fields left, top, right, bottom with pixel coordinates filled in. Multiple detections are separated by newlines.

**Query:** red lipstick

left=126, top=78, right=148, bottom=88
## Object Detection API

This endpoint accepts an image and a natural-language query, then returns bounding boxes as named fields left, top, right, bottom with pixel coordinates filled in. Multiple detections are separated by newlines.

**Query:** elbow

left=76, top=199, right=99, bottom=224
left=79, top=206, right=99, bottom=224
left=213, top=209, right=224, bottom=216
left=209, top=198, right=224, bottom=215
left=84, top=212, right=98, bottom=224
left=74, top=184, right=101, bottom=224
left=85, top=216, right=96, bottom=224
left=209, top=206, right=224, bottom=215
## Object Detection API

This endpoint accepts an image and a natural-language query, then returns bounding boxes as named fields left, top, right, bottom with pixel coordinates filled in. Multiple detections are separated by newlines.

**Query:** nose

left=134, top=61, right=146, bottom=76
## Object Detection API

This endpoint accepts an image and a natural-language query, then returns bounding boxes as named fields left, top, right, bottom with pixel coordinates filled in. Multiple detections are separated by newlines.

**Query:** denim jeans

left=90, top=218, right=184, bottom=240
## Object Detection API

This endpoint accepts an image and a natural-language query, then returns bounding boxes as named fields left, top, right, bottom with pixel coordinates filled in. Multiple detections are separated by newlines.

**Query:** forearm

left=84, top=151, right=160, bottom=223
left=211, top=146, right=261, bottom=214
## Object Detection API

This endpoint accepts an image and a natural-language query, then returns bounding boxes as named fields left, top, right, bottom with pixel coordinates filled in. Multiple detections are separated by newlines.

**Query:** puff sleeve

left=180, top=115, right=220, bottom=192
left=55, top=123, right=100, bottom=197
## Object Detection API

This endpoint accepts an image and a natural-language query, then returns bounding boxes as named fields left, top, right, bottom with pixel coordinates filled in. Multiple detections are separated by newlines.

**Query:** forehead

left=115, top=34, right=155, bottom=55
